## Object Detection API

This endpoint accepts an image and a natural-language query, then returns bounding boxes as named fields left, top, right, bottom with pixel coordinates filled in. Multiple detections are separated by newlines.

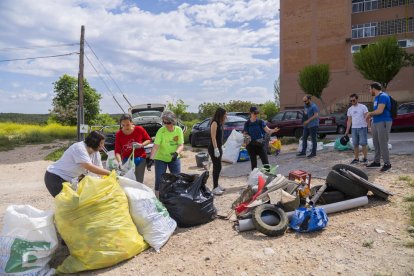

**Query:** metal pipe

left=236, top=196, right=368, bottom=232
left=309, top=183, right=327, bottom=206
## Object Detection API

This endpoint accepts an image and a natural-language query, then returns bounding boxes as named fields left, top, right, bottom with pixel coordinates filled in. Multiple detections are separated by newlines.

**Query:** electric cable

left=0, top=52, right=79, bottom=62
left=0, top=43, right=79, bottom=52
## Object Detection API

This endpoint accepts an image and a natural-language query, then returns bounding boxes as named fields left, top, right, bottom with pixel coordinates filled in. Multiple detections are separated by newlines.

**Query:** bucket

left=195, top=152, right=209, bottom=168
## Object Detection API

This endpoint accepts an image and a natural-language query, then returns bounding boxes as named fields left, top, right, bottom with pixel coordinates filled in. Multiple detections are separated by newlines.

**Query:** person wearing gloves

left=244, top=106, right=279, bottom=170
left=44, top=131, right=111, bottom=197
left=114, top=113, right=152, bottom=183
left=147, top=111, right=184, bottom=198
left=208, top=107, right=227, bottom=195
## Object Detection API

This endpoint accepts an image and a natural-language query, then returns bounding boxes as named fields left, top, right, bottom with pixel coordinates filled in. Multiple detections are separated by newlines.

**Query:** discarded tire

left=310, top=185, right=346, bottom=205
left=252, top=204, right=288, bottom=237
left=326, top=170, right=368, bottom=198
left=332, top=164, right=368, bottom=180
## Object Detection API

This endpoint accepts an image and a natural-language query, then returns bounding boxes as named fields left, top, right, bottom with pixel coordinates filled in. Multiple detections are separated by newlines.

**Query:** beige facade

left=280, top=0, right=414, bottom=113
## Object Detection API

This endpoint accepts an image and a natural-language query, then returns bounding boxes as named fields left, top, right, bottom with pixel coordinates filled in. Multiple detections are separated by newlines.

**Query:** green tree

left=353, top=36, right=406, bottom=89
left=89, top=113, right=116, bottom=126
left=198, top=102, right=224, bottom=119
left=298, top=64, right=330, bottom=114
left=167, top=99, right=189, bottom=119
left=50, top=74, right=102, bottom=125
left=260, top=100, right=279, bottom=121
left=225, top=100, right=253, bottom=112
left=273, top=76, right=280, bottom=107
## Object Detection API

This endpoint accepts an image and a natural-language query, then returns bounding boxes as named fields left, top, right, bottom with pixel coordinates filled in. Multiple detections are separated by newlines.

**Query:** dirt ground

left=1, top=142, right=414, bottom=276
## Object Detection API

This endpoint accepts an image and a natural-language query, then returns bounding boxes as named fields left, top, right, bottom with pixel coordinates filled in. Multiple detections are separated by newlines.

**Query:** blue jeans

left=301, top=126, right=318, bottom=155
left=154, top=159, right=181, bottom=191
left=351, top=127, right=368, bottom=146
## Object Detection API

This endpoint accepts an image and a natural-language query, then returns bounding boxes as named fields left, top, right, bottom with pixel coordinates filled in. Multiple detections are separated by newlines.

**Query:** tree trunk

left=318, top=97, right=329, bottom=115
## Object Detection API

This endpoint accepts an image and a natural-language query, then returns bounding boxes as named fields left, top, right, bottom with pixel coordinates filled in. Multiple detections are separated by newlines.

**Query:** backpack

left=389, top=95, right=398, bottom=119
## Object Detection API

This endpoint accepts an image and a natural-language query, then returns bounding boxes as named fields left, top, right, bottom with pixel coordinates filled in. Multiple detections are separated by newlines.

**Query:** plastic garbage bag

left=222, top=130, right=244, bottom=164
left=289, top=207, right=328, bottom=233
left=105, top=150, right=117, bottom=170
left=247, top=168, right=268, bottom=187
left=237, top=148, right=250, bottom=162
left=54, top=172, right=148, bottom=274
left=159, top=171, right=216, bottom=227
left=334, top=137, right=352, bottom=151
left=118, top=176, right=177, bottom=252
left=0, top=205, right=58, bottom=276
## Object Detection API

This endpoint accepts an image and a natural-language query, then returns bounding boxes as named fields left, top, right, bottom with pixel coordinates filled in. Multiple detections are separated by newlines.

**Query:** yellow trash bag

left=54, top=171, right=148, bottom=274
left=269, top=139, right=282, bottom=155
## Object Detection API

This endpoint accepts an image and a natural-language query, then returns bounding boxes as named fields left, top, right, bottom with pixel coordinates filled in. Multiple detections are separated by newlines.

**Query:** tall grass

left=0, top=122, right=76, bottom=151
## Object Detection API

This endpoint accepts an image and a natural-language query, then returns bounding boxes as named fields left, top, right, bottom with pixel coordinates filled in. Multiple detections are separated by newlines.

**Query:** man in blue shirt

left=297, top=95, right=319, bottom=158
left=365, top=82, right=392, bottom=172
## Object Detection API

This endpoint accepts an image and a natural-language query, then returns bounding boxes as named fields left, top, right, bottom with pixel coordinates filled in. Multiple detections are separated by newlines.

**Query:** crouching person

left=44, top=131, right=111, bottom=197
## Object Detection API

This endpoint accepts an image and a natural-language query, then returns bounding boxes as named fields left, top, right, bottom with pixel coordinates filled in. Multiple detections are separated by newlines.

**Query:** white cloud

left=9, top=89, right=51, bottom=101
left=0, top=0, right=279, bottom=113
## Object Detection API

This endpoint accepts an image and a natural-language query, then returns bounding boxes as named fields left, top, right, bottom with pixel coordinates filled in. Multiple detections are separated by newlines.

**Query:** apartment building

left=279, top=0, right=414, bottom=112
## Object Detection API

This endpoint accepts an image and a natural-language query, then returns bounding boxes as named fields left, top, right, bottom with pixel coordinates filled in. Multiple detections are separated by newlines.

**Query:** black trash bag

left=159, top=171, right=217, bottom=228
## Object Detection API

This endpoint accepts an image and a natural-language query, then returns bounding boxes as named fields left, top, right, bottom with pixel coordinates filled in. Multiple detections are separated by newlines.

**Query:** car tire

left=310, top=185, right=346, bottom=205
left=294, top=128, right=303, bottom=139
left=337, top=125, right=346, bottom=134
left=252, top=204, right=288, bottom=237
left=332, top=164, right=368, bottom=180
left=326, top=170, right=368, bottom=198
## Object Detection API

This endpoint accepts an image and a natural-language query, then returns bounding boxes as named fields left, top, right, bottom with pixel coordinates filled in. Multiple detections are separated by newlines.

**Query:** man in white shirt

left=345, top=94, right=369, bottom=164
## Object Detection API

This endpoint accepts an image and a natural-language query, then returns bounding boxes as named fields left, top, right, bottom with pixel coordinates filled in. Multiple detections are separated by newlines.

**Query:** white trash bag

left=247, top=168, right=268, bottom=187
left=118, top=176, right=176, bottom=252
left=0, top=205, right=58, bottom=276
left=222, top=130, right=245, bottom=164
left=105, top=150, right=117, bottom=170
left=298, top=139, right=324, bottom=153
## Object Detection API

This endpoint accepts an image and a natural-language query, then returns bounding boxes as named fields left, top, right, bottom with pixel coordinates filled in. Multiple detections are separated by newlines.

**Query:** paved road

left=219, top=131, right=413, bottom=179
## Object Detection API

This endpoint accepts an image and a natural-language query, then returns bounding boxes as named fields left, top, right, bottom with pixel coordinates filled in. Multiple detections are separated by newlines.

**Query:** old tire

left=326, top=170, right=368, bottom=198
left=190, top=135, right=197, bottom=147
left=252, top=204, right=288, bottom=237
left=310, top=185, right=346, bottom=205
left=294, top=128, right=303, bottom=139
left=332, top=164, right=368, bottom=180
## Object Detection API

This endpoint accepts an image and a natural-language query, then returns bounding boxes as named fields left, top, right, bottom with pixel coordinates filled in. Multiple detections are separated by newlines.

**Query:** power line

left=85, top=40, right=133, bottom=107
left=84, top=53, right=126, bottom=113
left=0, top=43, right=79, bottom=52
left=0, top=52, right=79, bottom=63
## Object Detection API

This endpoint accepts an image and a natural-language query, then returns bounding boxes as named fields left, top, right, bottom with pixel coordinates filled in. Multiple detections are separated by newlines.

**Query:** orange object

left=288, top=170, right=312, bottom=188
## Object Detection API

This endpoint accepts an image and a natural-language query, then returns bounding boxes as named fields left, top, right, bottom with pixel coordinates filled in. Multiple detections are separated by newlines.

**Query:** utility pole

left=77, top=25, right=85, bottom=141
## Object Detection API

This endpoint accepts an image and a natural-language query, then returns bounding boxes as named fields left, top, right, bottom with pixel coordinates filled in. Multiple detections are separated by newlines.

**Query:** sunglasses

left=163, top=121, right=172, bottom=125
left=350, top=99, right=356, bottom=103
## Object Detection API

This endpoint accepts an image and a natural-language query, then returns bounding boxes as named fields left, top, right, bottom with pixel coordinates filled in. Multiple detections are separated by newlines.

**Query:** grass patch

left=44, top=145, right=70, bottom=161
left=362, top=240, right=374, bottom=248
left=280, top=137, right=298, bottom=145
left=0, top=122, right=76, bottom=151
left=404, top=241, right=414, bottom=248
left=404, top=195, right=414, bottom=202
left=409, top=204, right=414, bottom=227
left=399, top=175, right=414, bottom=186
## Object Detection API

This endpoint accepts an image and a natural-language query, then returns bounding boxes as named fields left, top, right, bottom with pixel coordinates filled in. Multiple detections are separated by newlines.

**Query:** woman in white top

left=44, top=131, right=111, bottom=197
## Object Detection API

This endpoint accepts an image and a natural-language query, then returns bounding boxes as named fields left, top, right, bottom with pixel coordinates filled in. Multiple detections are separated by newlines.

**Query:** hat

left=249, top=106, right=260, bottom=114
left=340, top=135, right=350, bottom=146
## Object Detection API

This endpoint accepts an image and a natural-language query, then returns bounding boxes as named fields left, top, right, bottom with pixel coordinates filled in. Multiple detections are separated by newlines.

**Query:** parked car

left=189, top=115, right=247, bottom=147
left=330, top=112, right=347, bottom=134
left=227, top=112, right=250, bottom=120
left=99, top=103, right=186, bottom=151
left=266, top=110, right=337, bottom=139
left=392, top=102, right=414, bottom=131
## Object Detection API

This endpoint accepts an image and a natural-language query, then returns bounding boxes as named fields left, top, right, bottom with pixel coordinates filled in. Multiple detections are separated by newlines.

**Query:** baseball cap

left=249, top=106, right=260, bottom=114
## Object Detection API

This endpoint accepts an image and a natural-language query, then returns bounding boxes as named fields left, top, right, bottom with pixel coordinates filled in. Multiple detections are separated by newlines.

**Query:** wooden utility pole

left=77, top=25, right=85, bottom=141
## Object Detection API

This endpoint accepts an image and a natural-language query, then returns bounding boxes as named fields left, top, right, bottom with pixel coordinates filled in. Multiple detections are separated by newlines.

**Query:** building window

left=379, top=0, right=414, bottom=8
left=352, top=0, right=379, bottom=13
left=378, top=18, right=414, bottom=35
left=352, top=23, right=377, bottom=38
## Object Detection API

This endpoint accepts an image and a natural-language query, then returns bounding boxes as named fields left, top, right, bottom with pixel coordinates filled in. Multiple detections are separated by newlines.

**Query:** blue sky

left=0, top=0, right=279, bottom=114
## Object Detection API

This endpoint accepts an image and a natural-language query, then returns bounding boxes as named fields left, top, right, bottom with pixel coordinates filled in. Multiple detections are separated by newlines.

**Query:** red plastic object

left=235, top=175, right=265, bottom=215
left=288, top=170, right=312, bottom=188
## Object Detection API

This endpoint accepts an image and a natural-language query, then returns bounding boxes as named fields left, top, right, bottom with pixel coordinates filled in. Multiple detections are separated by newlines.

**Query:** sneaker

left=296, top=152, right=306, bottom=157
left=307, top=153, right=316, bottom=158
left=366, top=162, right=381, bottom=169
left=218, top=185, right=226, bottom=191
left=212, top=187, right=224, bottom=195
left=380, top=163, right=392, bottom=172
left=361, top=158, right=368, bottom=164
left=350, top=159, right=359, bottom=164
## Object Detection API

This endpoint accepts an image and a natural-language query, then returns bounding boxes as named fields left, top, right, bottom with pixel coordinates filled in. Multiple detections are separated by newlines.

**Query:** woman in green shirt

left=147, top=111, right=184, bottom=198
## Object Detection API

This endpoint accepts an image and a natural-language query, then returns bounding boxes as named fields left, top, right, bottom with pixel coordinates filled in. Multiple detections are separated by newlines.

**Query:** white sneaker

left=212, top=187, right=224, bottom=195
left=218, top=185, right=226, bottom=191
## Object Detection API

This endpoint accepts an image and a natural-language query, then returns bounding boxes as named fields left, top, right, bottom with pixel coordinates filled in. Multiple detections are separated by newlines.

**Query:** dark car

left=189, top=115, right=247, bottom=147
left=266, top=110, right=337, bottom=139
left=227, top=112, right=250, bottom=120
left=330, top=112, right=347, bottom=134
left=392, top=102, right=414, bottom=131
